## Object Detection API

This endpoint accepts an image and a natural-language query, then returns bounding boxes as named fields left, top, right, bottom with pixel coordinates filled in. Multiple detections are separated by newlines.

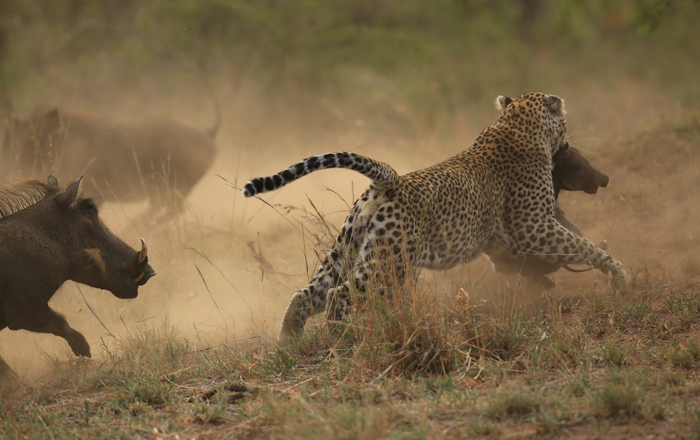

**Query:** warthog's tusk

left=137, top=238, right=147, bottom=264
left=133, top=272, right=144, bottom=283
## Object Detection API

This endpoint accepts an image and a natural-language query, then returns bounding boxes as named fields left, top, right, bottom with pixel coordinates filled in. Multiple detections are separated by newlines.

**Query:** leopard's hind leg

left=279, top=189, right=400, bottom=340
left=325, top=225, right=409, bottom=327
left=278, top=193, right=373, bottom=340
left=278, top=253, right=342, bottom=340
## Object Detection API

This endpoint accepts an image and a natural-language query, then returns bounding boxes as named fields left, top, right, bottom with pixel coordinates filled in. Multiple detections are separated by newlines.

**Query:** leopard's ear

left=546, top=95, right=566, bottom=115
left=495, top=96, right=512, bottom=112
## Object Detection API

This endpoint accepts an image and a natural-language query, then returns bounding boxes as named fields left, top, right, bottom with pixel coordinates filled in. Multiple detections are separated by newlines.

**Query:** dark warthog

left=486, top=143, right=610, bottom=288
left=0, top=176, right=156, bottom=380
left=550, top=143, right=610, bottom=236
left=2, top=103, right=220, bottom=220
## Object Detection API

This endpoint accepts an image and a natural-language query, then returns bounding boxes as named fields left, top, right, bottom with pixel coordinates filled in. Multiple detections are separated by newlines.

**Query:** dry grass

left=3, top=273, right=700, bottom=439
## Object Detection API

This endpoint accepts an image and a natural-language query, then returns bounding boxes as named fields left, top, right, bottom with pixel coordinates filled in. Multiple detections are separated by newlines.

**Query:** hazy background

left=1, top=0, right=699, bottom=380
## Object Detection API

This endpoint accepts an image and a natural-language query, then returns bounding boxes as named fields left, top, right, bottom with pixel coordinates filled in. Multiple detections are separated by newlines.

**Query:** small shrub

left=592, top=369, right=658, bottom=421
left=681, top=255, right=700, bottom=275
left=567, top=373, right=591, bottom=398
left=594, top=383, right=643, bottom=419
left=110, top=374, right=173, bottom=415
left=545, top=324, right=586, bottom=368
left=465, top=417, right=500, bottom=437
left=351, top=284, right=459, bottom=376
left=534, top=406, right=568, bottom=436
left=484, top=386, right=542, bottom=421
left=668, top=341, right=700, bottom=369
left=599, top=344, right=631, bottom=367
left=267, top=348, right=299, bottom=376
left=422, top=375, right=456, bottom=395
left=192, top=400, right=228, bottom=425
left=450, top=289, right=534, bottom=362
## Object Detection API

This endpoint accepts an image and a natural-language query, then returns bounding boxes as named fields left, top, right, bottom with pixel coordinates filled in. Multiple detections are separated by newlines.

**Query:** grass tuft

left=349, top=283, right=460, bottom=376
left=667, top=341, right=700, bottom=369
left=484, top=386, right=542, bottom=421
left=594, top=382, right=644, bottom=420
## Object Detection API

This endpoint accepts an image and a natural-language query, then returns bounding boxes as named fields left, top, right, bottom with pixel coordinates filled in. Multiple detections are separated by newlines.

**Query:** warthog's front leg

left=6, top=304, right=91, bottom=357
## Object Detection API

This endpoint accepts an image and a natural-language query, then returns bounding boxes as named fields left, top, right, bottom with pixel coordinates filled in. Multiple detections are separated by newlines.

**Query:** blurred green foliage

left=0, top=0, right=698, bottom=116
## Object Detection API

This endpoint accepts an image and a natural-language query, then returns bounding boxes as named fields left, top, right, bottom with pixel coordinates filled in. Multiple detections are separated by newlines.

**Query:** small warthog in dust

left=0, top=175, right=156, bottom=380
left=2, top=102, right=220, bottom=222
left=486, top=143, right=611, bottom=289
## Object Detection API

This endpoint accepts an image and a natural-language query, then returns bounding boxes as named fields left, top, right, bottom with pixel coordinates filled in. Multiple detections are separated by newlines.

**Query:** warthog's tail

left=242, top=152, right=400, bottom=198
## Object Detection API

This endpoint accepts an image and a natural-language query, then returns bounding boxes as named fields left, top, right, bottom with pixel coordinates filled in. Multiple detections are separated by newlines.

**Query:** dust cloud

left=0, top=77, right=695, bottom=382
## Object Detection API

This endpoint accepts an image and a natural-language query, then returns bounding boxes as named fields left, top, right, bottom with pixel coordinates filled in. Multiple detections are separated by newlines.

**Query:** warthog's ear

left=47, top=175, right=59, bottom=187
left=546, top=95, right=566, bottom=115
left=495, top=96, right=512, bottom=112
left=57, top=177, right=82, bottom=208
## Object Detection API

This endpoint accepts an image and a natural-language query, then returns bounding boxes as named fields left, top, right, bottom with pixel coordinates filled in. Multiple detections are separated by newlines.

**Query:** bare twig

left=183, top=245, right=250, bottom=312
left=194, top=263, right=227, bottom=330
left=76, top=284, right=115, bottom=338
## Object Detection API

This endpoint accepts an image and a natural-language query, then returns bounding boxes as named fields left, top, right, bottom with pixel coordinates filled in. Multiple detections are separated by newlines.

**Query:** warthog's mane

left=0, top=180, right=59, bottom=219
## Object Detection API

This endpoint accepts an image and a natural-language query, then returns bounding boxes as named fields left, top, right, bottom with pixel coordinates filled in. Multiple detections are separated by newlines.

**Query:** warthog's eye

left=82, top=199, right=98, bottom=214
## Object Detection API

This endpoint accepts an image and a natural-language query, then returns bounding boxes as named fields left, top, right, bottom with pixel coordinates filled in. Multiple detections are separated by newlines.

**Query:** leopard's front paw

left=609, top=262, right=629, bottom=290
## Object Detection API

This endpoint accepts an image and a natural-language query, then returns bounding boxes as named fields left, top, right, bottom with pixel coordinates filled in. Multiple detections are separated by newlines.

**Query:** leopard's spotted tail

left=242, top=152, right=400, bottom=198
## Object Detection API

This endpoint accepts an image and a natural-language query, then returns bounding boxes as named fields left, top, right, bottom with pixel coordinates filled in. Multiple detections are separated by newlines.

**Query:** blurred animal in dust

left=242, top=92, right=628, bottom=341
left=485, top=141, right=611, bottom=289
left=0, top=175, right=156, bottom=380
left=2, top=102, right=220, bottom=221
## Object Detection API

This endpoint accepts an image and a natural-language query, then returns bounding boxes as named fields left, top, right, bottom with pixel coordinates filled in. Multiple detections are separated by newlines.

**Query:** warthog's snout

left=128, top=238, right=156, bottom=286
left=582, top=172, right=609, bottom=194
left=596, top=173, right=610, bottom=188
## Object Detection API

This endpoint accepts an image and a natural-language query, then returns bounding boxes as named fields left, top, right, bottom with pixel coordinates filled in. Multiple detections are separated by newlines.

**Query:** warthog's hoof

left=68, top=331, right=91, bottom=357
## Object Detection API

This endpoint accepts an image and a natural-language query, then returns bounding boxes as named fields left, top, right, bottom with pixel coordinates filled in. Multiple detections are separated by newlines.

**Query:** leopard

left=242, top=92, right=628, bottom=341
